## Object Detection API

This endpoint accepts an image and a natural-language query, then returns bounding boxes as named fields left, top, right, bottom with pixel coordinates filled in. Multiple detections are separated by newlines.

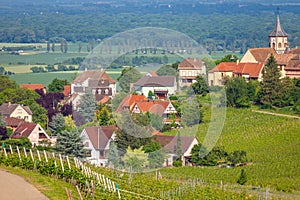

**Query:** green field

left=160, top=108, right=300, bottom=195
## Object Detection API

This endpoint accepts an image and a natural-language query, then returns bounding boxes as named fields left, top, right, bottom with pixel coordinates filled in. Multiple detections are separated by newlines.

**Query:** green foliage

left=55, top=128, right=86, bottom=157
left=180, top=97, right=202, bottom=127
left=143, top=140, right=165, bottom=168
left=261, top=54, right=281, bottom=108
left=0, top=112, right=6, bottom=127
left=122, top=146, right=148, bottom=172
left=64, top=115, right=76, bottom=130
left=191, top=75, right=209, bottom=96
left=30, top=66, right=46, bottom=73
left=2, top=137, right=32, bottom=149
left=96, top=104, right=114, bottom=126
left=0, top=75, right=18, bottom=92
left=118, top=67, right=142, bottom=93
left=48, top=78, right=69, bottom=93
left=173, top=159, right=182, bottom=167
left=49, top=113, right=66, bottom=136
left=228, top=150, right=247, bottom=166
left=107, top=141, right=121, bottom=168
left=77, top=92, right=97, bottom=123
left=225, top=77, right=251, bottom=108
left=0, top=88, right=39, bottom=105
left=237, top=169, right=247, bottom=185
left=215, top=54, right=239, bottom=65
left=156, top=65, right=177, bottom=76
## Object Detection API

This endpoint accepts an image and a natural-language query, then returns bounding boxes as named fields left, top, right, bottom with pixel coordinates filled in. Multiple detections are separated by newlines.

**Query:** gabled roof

left=4, top=117, right=23, bottom=127
left=269, top=15, right=288, bottom=37
left=11, top=121, right=37, bottom=138
left=134, top=76, right=176, bottom=87
left=73, top=70, right=116, bottom=84
left=208, top=62, right=264, bottom=78
left=0, top=103, right=32, bottom=116
left=20, top=84, right=45, bottom=91
left=63, top=85, right=71, bottom=97
left=134, top=101, right=171, bottom=116
left=248, top=48, right=276, bottom=63
left=154, top=135, right=197, bottom=154
left=178, top=58, right=205, bottom=70
left=117, top=94, right=147, bottom=112
left=83, top=126, right=117, bottom=150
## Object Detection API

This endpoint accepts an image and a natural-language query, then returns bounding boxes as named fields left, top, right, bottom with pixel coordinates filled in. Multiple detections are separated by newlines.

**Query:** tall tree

left=175, top=131, right=182, bottom=160
left=117, top=67, right=142, bottom=93
left=55, top=128, right=85, bottom=157
left=261, top=54, right=281, bottom=107
left=51, top=42, right=55, bottom=52
left=225, top=77, right=251, bottom=108
left=77, top=92, right=97, bottom=123
left=46, top=41, right=50, bottom=53
left=191, top=75, right=209, bottom=96
left=107, top=141, right=121, bottom=168
left=0, top=75, right=18, bottom=93
left=49, top=113, right=66, bottom=136
left=48, top=78, right=69, bottom=93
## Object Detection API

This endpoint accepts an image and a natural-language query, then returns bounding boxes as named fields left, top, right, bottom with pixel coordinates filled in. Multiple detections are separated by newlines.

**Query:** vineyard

left=0, top=108, right=299, bottom=199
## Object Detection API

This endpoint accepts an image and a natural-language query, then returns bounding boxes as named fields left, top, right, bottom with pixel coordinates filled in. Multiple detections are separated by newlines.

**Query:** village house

left=208, top=14, right=300, bottom=86
left=154, top=135, right=199, bottom=166
left=0, top=102, right=32, bottom=122
left=178, top=58, right=206, bottom=87
left=71, top=69, right=116, bottom=109
left=80, top=125, right=117, bottom=166
left=132, top=72, right=177, bottom=98
left=5, top=117, right=50, bottom=146
left=20, top=83, right=46, bottom=94
left=117, top=94, right=179, bottom=124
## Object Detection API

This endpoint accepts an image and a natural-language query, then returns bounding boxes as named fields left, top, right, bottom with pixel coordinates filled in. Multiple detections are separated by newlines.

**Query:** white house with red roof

left=80, top=125, right=118, bottom=166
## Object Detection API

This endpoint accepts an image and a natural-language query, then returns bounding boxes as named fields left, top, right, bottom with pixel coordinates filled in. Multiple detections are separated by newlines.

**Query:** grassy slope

left=161, top=108, right=300, bottom=194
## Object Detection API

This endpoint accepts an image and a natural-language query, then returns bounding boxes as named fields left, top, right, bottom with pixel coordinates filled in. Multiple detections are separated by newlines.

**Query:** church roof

left=269, top=15, right=288, bottom=37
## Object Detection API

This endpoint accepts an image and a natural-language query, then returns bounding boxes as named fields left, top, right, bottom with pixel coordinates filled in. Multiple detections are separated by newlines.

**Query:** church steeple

left=269, top=8, right=288, bottom=54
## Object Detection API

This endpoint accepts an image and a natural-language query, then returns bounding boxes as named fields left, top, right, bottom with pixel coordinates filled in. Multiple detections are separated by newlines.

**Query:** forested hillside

left=0, top=1, right=300, bottom=53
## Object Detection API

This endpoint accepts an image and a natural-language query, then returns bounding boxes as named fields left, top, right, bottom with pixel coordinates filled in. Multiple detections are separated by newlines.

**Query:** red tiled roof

left=117, top=94, right=147, bottom=112
left=63, top=85, right=71, bottom=97
left=134, top=101, right=170, bottom=116
left=154, top=135, right=197, bottom=154
left=73, top=70, right=116, bottom=84
left=248, top=48, right=276, bottom=63
left=11, top=121, right=37, bottom=138
left=288, top=48, right=300, bottom=55
left=99, top=96, right=111, bottom=104
left=209, top=62, right=263, bottom=78
left=20, top=84, right=45, bottom=91
left=178, top=58, right=205, bottom=70
left=83, top=126, right=117, bottom=150
left=4, top=117, right=24, bottom=127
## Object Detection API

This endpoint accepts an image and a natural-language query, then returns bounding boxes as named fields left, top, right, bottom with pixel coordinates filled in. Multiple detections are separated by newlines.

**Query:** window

left=17, top=109, right=22, bottom=114
left=85, top=150, right=92, bottom=157
left=272, top=43, right=276, bottom=48
left=210, top=80, right=214, bottom=86
left=278, top=43, right=282, bottom=48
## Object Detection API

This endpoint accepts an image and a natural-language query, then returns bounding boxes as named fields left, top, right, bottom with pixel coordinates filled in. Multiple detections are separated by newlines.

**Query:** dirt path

left=252, top=110, right=300, bottom=119
left=0, top=170, right=49, bottom=200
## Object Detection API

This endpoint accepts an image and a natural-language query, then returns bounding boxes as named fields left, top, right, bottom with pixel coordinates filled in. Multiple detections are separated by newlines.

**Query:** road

left=0, top=170, right=49, bottom=200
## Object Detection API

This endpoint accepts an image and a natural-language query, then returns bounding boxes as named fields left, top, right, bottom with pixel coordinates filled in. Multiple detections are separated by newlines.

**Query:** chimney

left=85, top=67, right=87, bottom=72
left=8, top=102, right=11, bottom=106
left=236, top=60, right=239, bottom=65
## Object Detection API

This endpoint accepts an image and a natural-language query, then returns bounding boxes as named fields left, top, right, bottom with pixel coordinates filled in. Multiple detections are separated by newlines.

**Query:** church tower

left=269, top=11, right=288, bottom=54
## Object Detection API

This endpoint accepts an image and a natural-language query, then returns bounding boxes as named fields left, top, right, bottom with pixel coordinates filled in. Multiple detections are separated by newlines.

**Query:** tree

left=122, top=146, right=148, bottom=172
left=180, top=97, right=202, bottom=127
left=175, top=131, right=182, bottom=160
left=191, top=75, right=209, bottom=96
left=77, top=92, right=97, bottom=123
left=215, top=54, right=238, bottom=65
left=46, top=41, right=50, bottom=52
left=49, top=113, right=66, bottom=136
left=64, top=115, right=76, bottom=130
left=55, top=128, right=85, bottom=157
left=0, top=75, right=18, bottom=92
left=96, top=104, right=114, bottom=126
left=51, top=42, right=55, bottom=52
left=225, top=77, right=251, bottom=108
left=228, top=150, right=247, bottom=166
left=143, top=141, right=165, bottom=168
left=237, top=169, right=247, bottom=185
left=107, top=141, right=121, bottom=168
left=118, top=67, right=143, bottom=93
left=48, top=78, right=69, bottom=93
left=156, top=65, right=177, bottom=76
left=260, top=54, right=281, bottom=108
